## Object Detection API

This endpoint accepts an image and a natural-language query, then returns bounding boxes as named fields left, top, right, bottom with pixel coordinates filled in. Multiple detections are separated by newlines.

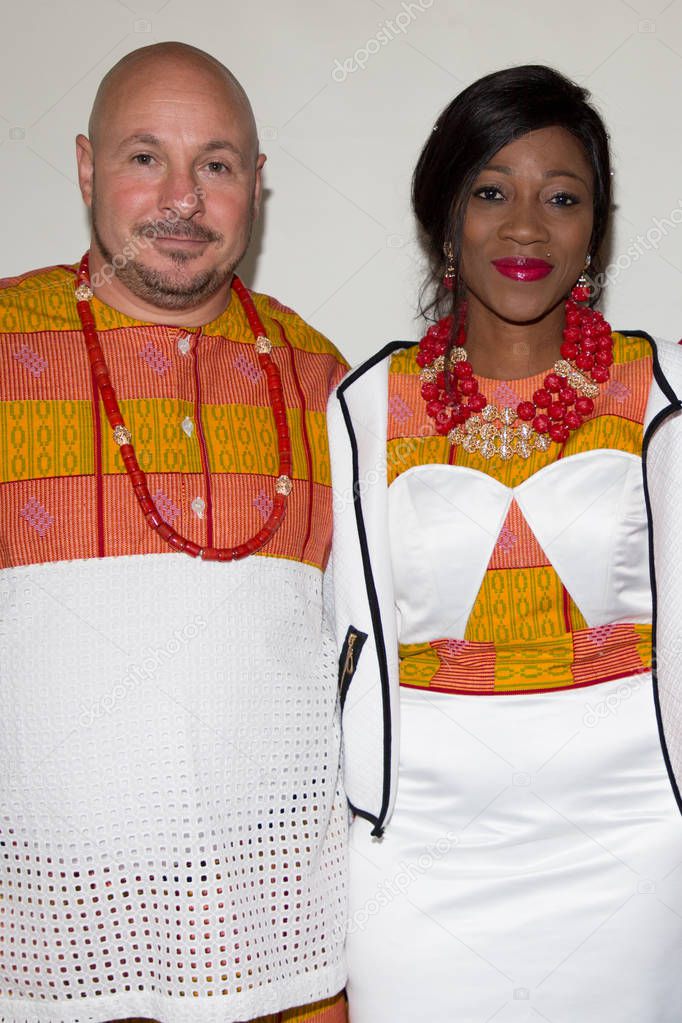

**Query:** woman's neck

left=464, top=301, right=565, bottom=381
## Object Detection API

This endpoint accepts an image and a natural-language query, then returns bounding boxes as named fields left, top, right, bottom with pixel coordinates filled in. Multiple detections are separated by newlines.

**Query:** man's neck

left=87, top=252, right=233, bottom=327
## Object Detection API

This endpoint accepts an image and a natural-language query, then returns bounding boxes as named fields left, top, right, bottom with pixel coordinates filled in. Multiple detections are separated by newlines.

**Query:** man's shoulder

left=250, top=289, right=348, bottom=370
left=0, top=263, right=74, bottom=296
left=0, top=263, right=78, bottom=332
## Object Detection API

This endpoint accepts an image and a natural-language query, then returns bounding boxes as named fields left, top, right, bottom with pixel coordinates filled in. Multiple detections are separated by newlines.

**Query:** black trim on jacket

left=637, top=332, right=682, bottom=815
left=336, top=341, right=409, bottom=836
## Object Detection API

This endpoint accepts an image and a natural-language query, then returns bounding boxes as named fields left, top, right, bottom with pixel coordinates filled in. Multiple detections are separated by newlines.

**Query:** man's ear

left=253, top=152, right=267, bottom=218
left=76, top=134, right=94, bottom=208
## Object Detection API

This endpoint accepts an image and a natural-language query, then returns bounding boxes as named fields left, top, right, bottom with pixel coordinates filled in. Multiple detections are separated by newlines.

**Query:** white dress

left=346, top=449, right=682, bottom=1022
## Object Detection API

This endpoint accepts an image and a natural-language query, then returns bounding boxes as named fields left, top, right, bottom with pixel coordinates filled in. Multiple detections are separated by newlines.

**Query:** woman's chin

left=472, top=290, right=567, bottom=328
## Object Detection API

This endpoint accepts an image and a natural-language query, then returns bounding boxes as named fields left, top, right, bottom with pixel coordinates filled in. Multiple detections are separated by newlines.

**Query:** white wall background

left=1, top=0, right=681, bottom=364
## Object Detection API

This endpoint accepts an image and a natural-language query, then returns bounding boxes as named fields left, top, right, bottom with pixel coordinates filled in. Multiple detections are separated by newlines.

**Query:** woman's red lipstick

left=492, top=257, right=553, bottom=281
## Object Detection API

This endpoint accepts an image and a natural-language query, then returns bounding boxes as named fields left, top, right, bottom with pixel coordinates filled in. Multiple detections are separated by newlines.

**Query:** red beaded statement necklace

left=417, top=282, right=614, bottom=460
left=74, top=252, right=292, bottom=560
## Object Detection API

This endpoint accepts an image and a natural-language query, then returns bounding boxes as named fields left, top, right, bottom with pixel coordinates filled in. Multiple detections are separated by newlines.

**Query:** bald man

left=0, top=43, right=348, bottom=1023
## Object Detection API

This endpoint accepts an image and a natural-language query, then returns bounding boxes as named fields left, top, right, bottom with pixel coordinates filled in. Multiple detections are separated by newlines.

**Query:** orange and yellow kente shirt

left=0, top=264, right=346, bottom=571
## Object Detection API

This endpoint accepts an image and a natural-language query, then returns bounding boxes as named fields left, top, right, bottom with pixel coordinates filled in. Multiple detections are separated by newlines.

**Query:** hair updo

left=412, top=64, right=612, bottom=321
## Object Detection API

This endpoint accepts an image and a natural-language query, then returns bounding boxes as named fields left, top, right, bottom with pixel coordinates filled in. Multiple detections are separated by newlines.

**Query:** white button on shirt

left=177, top=334, right=191, bottom=355
left=191, top=496, right=206, bottom=519
left=181, top=417, right=194, bottom=437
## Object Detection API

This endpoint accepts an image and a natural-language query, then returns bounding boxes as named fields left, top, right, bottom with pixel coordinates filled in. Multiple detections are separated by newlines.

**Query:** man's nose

left=157, top=167, right=205, bottom=219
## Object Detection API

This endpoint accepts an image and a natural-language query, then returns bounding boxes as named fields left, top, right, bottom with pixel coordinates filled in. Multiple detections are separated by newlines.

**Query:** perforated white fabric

left=0, top=554, right=347, bottom=1023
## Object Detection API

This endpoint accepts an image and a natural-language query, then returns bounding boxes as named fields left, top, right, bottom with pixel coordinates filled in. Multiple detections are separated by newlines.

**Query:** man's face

left=77, top=61, right=264, bottom=312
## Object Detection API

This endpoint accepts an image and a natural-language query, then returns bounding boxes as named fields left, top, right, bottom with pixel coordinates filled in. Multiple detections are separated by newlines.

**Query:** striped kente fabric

left=0, top=265, right=347, bottom=572
left=387, top=332, right=653, bottom=694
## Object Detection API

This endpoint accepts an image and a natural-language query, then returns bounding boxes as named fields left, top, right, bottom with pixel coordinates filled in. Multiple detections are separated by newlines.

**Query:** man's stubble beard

left=91, top=186, right=254, bottom=313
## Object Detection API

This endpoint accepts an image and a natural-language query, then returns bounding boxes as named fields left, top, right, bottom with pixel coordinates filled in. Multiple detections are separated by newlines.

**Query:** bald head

left=88, top=42, right=258, bottom=159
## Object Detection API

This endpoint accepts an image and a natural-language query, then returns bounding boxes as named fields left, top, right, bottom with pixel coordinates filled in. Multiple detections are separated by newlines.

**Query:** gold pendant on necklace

left=449, top=408, right=551, bottom=460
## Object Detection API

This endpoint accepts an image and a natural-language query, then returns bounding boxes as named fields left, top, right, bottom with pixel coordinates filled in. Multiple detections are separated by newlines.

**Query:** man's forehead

left=106, top=71, right=249, bottom=121
left=88, top=44, right=258, bottom=157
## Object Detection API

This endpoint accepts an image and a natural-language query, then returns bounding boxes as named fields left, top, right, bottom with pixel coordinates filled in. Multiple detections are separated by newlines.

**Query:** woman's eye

left=550, top=192, right=579, bottom=206
left=474, top=185, right=505, bottom=201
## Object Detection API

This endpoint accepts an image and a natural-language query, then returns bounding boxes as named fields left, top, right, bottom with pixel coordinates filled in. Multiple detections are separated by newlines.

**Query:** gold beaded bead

left=113, top=425, right=132, bottom=446
left=275, top=474, right=293, bottom=496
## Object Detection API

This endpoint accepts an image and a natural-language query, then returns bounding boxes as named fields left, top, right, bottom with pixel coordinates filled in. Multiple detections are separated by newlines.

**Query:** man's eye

left=206, top=161, right=230, bottom=173
left=133, top=153, right=154, bottom=166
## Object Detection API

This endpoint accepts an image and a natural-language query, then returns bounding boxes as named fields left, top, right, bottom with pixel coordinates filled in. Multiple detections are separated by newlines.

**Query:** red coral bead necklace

left=73, top=252, right=292, bottom=560
left=417, top=281, right=614, bottom=460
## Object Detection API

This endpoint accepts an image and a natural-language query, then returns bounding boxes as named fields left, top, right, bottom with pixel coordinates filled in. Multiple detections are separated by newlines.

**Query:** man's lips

left=153, top=236, right=210, bottom=245
left=492, top=257, right=553, bottom=281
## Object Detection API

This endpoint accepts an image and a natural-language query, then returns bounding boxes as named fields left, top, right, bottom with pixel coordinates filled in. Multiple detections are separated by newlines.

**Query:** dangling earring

left=443, top=243, right=457, bottom=290
left=571, top=254, right=593, bottom=304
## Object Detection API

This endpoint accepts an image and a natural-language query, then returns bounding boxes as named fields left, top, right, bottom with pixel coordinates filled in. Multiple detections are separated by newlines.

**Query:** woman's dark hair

left=412, top=64, right=612, bottom=321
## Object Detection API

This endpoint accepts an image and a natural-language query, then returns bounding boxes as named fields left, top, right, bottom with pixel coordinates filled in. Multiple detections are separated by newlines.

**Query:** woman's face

left=459, top=125, right=595, bottom=326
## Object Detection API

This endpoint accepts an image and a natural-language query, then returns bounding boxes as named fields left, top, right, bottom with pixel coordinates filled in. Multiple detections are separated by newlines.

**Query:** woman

left=329, top=66, right=682, bottom=1021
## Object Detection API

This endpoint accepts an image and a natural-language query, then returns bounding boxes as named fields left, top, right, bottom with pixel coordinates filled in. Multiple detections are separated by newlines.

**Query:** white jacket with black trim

left=328, top=332, right=682, bottom=837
